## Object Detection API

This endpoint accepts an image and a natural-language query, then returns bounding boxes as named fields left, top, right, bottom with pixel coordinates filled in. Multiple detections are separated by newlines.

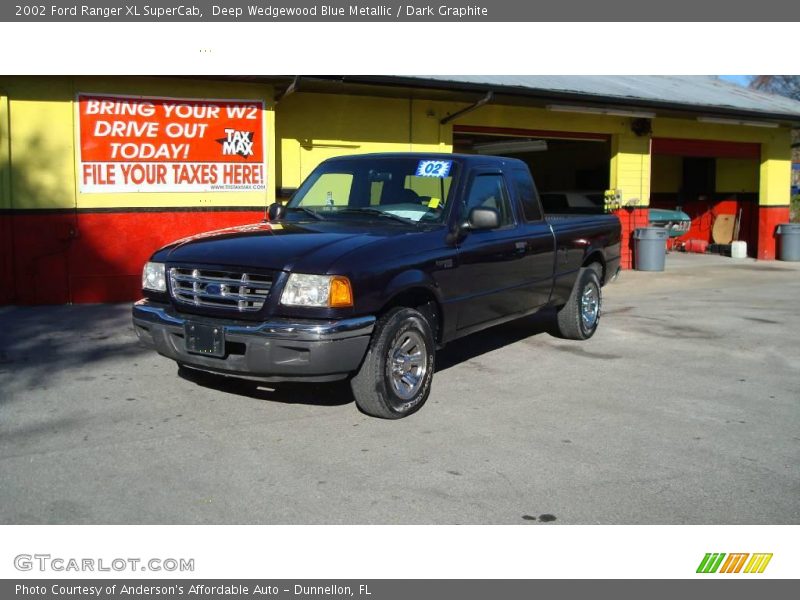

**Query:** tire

left=555, top=264, right=602, bottom=340
left=350, top=306, right=436, bottom=419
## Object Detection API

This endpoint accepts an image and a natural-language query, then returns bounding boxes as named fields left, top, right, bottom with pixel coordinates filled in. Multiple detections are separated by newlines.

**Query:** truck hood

left=154, top=219, right=415, bottom=273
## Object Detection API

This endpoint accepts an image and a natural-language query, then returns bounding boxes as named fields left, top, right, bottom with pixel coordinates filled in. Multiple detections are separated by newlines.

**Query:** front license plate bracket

left=185, top=322, right=225, bottom=357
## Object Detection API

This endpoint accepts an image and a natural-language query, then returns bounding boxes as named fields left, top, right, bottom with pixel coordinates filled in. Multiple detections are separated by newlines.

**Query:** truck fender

left=582, top=249, right=607, bottom=282
left=380, top=269, right=445, bottom=342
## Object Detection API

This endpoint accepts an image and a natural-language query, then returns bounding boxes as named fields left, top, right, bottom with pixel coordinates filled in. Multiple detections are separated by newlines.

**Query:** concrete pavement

left=1, top=253, right=798, bottom=524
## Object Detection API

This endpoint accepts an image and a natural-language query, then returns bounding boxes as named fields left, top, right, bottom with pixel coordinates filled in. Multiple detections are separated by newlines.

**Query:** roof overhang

left=188, top=75, right=800, bottom=127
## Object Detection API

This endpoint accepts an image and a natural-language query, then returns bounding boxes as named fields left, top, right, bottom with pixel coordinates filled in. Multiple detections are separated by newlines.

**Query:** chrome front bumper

left=132, top=300, right=375, bottom=382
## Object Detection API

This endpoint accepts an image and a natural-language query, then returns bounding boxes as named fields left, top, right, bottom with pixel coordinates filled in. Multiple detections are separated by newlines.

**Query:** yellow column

left=609, top=131, right=651, bottom=208
left=757, top=131, right=792, bottom=259
left=759, top=132, right=792, bottom=207
left=0, top=90, right=10, bottom=210
left=0, top=89, right=13, bottom=304
left=609, top=131, right=652, bottom=268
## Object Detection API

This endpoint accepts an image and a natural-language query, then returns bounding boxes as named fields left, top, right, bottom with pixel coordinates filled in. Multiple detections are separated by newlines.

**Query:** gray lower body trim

left=132, top=300, right=375, bottom=382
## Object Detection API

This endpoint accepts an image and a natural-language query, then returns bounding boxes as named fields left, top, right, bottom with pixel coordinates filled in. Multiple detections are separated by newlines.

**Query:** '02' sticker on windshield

left=415, top=160, right=452, bottom=178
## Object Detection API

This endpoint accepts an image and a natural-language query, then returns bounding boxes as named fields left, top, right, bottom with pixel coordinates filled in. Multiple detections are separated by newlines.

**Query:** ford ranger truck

left=133, top=153, right=621, bottom=419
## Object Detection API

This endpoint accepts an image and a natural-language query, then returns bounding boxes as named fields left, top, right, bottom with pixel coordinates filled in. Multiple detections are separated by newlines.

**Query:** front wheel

left=555, top=265, right=602, bottom=340
left=350, top=307, right=435, bottom=419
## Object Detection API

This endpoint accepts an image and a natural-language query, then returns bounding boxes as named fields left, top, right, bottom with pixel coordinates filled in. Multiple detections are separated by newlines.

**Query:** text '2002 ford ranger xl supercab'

left=133, top=153, right=621, bottom=418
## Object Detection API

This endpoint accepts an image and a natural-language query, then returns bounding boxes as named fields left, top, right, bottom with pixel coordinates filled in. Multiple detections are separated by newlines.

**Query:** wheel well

left=582, top=253, right=606, bottom=283
left=381, top=288, right=443, bottom=343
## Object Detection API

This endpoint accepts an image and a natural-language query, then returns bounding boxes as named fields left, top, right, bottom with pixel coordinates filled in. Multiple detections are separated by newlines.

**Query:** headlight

left=280, top=274, right=353, bottom=308
left=142, top=262, right=166, bottom=292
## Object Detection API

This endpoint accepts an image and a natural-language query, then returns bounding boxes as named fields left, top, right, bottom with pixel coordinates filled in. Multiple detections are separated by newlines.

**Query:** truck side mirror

left=467, top=207, right=500, bottom=230
left=267, top=202, right=286, bottom=221
left=446, top=206, right=501, bottom=245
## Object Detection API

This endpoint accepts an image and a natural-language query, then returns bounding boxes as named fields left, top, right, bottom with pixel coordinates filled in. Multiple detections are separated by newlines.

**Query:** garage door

left=453, top=125, right=611, bottom=205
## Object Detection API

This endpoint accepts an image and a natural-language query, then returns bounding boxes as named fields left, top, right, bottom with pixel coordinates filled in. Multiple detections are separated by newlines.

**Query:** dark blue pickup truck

left=133, top=153, right=621, bottom=418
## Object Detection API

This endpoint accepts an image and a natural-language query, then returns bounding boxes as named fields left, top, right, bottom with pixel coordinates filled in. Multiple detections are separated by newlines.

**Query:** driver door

left=449, top=170, right=530, bottom=333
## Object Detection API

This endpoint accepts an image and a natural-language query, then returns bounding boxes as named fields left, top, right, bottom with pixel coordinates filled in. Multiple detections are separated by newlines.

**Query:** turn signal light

left=329, top=276, right=354, bottom=308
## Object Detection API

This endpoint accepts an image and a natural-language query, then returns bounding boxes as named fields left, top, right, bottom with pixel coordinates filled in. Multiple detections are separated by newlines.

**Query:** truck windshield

left=287, top=157, right=459, bottom=224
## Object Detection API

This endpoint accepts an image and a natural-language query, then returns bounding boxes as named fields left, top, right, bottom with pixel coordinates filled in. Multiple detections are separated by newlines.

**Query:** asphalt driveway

left=1, top=253, right=798, bottom=524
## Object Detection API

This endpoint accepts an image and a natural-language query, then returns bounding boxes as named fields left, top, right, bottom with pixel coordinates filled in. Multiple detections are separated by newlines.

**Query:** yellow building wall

left=3, top=77, right=77, bottom=210
left=759, top=136, right=793, bottom=206
left=275, top=94, right=795, bottom=210
left=0, top=90, right=10, bottom=210
left=652, top=156, right=760, bottom=194
left=0, top=76, right=275, bottom=210
left=716, top=158, right=759, bottom=193
left=455, top=103, right=630, bottom=136
left=275, top=92, right=451, bottom=192
left=3, top=80, right=792, bottom=211
left=609, top=134, right=651, bottom=206
left=651, top=154, right=682, bottom=193
left=653, top=117, right=792, bottom=206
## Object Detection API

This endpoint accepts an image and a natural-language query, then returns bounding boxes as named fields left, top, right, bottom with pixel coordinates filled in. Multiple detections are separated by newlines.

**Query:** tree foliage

left=751, top=76, right=800, bottom=151
left=750, top=76, right=800, bottom=101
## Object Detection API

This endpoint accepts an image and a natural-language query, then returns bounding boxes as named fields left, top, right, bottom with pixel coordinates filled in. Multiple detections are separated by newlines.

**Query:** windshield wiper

left=337, top=207, right=417, bottom=225
left=288, top=206, right=325, bottom=220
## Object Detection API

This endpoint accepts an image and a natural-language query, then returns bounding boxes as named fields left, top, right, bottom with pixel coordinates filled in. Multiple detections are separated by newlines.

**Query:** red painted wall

left=757, top=206, right=791, bottom=260
left=649, top=195, right=790, bottom=260
left=613, top=207, right=650, bottom=270
left=2, top=209, right=265, bottom=305
left=650, top=195, right=759, bottom=256
left=2, top=205, right=792, bottom=305
left=0, top=214, right=15, bottom=305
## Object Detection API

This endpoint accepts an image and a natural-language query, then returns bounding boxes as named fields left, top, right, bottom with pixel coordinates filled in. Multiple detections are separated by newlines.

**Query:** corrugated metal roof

left=400, top=75, right=800, bottom=120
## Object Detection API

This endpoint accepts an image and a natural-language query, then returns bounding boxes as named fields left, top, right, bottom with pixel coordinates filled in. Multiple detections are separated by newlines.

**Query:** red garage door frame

left=652, top=137, right=760, bottom=160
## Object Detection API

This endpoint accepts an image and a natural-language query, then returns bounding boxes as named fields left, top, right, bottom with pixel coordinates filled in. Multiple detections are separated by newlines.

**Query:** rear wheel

left=555, top=264, right=602, bottom=340
left=351, top=307, right=435, bottom=419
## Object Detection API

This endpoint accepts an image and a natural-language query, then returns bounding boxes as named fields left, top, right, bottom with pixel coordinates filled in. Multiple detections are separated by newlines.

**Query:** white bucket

left=730, top=241, right=747, bottom=259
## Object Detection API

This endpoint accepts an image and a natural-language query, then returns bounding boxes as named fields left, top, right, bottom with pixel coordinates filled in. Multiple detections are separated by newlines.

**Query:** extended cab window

left=510, top=169, right=542, bottom=221
left=540, top=193, right=569, bottom=213
left=464, top=174, right=514, bottom=227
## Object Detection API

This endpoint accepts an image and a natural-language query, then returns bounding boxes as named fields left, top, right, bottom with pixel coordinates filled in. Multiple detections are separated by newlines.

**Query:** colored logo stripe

left=697, top=553, right=773, bottom=574
left=697, top=553, right=726, bottom=573
left=744, top=553, right=773, bottom=574
left=719, top=553, right=749, bottom=573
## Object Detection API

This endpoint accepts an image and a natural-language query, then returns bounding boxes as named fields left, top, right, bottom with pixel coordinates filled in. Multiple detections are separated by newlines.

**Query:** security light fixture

left=697, top=116, right=778, bottom=128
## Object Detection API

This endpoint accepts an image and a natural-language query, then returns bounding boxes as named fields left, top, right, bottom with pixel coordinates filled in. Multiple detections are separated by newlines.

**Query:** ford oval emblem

left=205, top=284, right=221, bottom=295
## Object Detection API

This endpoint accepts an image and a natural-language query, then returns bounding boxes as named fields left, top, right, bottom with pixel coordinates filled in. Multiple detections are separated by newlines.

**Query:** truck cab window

left=290, top=157, right=459, bottom=223
left=299, top=172, right=353, bottom=206
left=511, top=169, right=542, bottom=221
left=465, top=174, right=514, bottom=226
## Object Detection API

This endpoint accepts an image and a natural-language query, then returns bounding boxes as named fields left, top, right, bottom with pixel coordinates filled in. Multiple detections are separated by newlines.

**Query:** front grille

left=169, top=267, right=273, bottom=313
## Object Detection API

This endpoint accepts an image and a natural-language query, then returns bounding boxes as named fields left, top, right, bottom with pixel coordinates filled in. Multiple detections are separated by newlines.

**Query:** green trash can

left=776, top=223, right=800, bottom=261
left=633, top=227, right=668, bottom=271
